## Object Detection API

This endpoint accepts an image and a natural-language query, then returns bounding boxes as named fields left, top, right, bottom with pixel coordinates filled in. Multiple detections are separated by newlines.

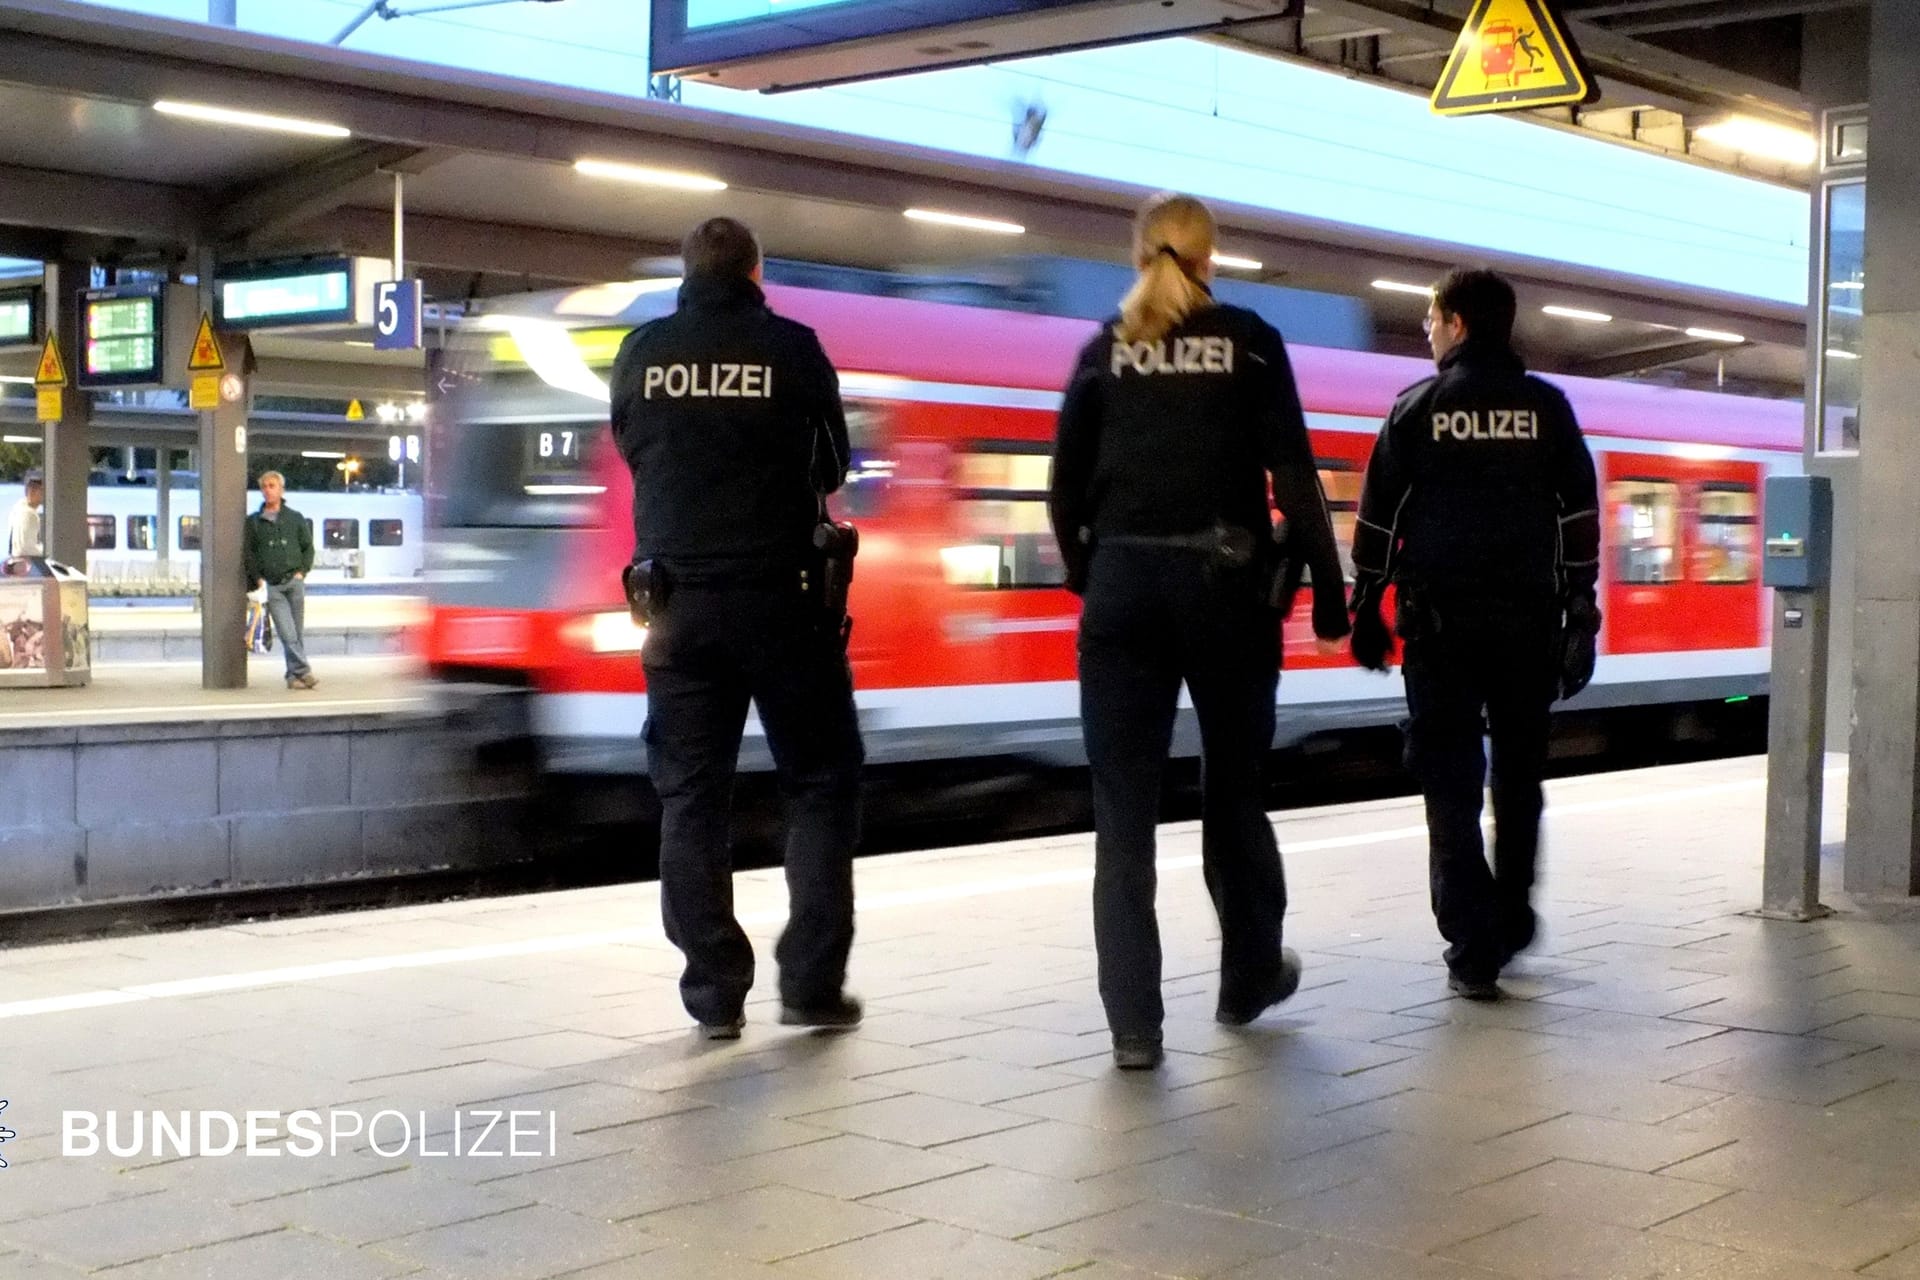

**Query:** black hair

left=681, top=217, right=761, bottom=281
left=1433, top=267, right=1517, bottom=348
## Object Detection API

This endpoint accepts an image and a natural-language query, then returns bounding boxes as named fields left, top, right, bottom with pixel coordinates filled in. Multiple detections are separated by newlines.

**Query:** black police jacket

left=610, top=275, right=850, bottom=575
left=1048, top=300, right=1350, bottom=639
left=1351, top=341, right=1599, bottom=604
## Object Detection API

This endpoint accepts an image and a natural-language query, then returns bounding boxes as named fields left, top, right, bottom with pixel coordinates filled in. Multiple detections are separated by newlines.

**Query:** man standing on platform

left=244, top=470, right=317, bottom=691
left=7, top=472, right=42, bottom=558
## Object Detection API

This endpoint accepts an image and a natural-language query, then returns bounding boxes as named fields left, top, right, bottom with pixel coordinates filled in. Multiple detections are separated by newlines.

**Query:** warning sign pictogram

left=188, top=312, right=225, bottom=372
left=34, top=335, right=66, bottom=386
left=346, top=399, right=365, bottom=421
left=1431, top=0, right=1596, bottom=117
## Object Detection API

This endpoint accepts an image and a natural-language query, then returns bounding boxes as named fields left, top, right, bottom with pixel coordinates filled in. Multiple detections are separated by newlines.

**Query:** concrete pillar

left=197, top=250, right=250, bottom=689
left=1845, top=0, right=1920, bottom=896
left=39, top=260, right=91, bottom=568
left=156, top=453, right=172, bottom=574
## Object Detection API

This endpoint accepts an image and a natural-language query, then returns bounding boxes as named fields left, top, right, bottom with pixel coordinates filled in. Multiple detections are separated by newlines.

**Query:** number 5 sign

left=374, top=280, right=422, bottom=351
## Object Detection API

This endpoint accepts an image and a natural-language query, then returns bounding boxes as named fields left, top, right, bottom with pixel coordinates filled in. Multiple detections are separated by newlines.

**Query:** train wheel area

left=6, top=755, right=1908, bottom=1278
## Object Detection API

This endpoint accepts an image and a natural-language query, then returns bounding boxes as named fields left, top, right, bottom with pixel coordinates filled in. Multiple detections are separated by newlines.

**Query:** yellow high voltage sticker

left=1431, top=0, right=1597, bottom=117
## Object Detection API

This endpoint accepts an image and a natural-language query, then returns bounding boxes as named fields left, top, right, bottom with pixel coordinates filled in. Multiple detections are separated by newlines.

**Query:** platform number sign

left=373, top=280, right=422, bottom=352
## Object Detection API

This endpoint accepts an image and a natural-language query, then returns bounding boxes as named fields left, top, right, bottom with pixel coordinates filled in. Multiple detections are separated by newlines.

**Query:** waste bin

left=0, top=557, right=91, bottom=687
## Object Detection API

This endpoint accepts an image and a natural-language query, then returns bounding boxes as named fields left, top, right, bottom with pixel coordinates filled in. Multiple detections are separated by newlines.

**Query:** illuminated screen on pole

left=81, top=286, right=163, bottom=386
left=0, top=289, right=34, bottom=346
left=652, top=0, right=1290, bottom=90
left=217, top=259, right=355, bottom=328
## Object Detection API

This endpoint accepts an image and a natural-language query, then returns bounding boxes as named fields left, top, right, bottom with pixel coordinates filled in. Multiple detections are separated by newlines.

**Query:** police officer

left=1348, top=267, right=1601, bottom=1001
left=610, top=217, right=864, bottom=1039
left=1051, top=194, right=1350, bottom=1070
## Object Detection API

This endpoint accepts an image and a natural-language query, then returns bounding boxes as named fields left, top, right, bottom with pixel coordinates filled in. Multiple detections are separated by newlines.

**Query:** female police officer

left=1050, top=193, right=1350, bottom=1069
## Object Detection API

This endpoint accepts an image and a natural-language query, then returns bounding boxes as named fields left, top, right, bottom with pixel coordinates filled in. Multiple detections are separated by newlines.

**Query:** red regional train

left=423, top=275, right=1798, bottom=779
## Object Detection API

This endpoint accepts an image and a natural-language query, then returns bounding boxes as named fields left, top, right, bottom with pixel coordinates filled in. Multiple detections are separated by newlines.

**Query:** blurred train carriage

left=423, top=263, right=1797, bottom=788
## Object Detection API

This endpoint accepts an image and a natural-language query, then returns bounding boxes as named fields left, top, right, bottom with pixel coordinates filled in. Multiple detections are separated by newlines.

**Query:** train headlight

left=566, top=610, right=648, bottom=653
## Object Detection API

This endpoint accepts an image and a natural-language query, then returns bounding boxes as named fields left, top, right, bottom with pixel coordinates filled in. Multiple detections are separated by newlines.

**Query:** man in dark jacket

left=1349, top=268, right=1600, bottom=1000
left=243, top=470, right=317, bottom=690
left=610, top=217, right=863, bottom=1040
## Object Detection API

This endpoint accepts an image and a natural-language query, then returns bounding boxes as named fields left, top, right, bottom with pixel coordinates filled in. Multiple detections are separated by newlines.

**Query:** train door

left=1602, top=452, right=1763, bottom=654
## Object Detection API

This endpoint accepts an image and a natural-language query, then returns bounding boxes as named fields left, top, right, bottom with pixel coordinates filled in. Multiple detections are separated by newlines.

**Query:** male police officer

left=610, top=217, right=864, bottom=1039
left=1349, top=268, right=1600, bottom=1001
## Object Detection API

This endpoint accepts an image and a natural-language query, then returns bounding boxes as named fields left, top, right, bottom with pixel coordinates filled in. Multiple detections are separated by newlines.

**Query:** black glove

left=1559, top=593, right=1601, bottom=700
left=1349, top=579, right=1392, bottom=673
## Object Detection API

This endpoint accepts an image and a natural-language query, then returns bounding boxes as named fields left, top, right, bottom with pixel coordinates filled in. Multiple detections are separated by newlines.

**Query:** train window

left=1315, top=462, right=1362, bottom=582
left=323, top=519, right=360, bottom=550
left=178, top=516, right=201, bottom=551
left=126, top=515, right=155, bottom=552
left=948, top=445, right=1066, bottom=589
left=1694, top=485, right=1757, bottom=585
left=369, top=519, right=405, bottom=548
left=87, top=515, right=116, bottom=550
left=1607, top=479, right=1680, bottom=584
left=830, top=400, right=893, bottom=521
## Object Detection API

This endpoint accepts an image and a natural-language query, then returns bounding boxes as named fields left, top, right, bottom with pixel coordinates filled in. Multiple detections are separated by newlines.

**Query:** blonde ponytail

left=1115, top=193, right=1217, bottom=345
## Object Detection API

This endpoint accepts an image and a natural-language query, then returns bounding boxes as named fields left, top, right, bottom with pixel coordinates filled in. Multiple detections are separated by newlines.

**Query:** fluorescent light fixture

left=904, top=208, right=1025, bottom=235
left=1211, top=252, right=1263, bottom=271
left=1543, top=305, right=1613, bottom=323
left=0, top=374, right=32, bottom=384
left=343, top=340, right=374, bottom=348
left=1693, top=116, right=1817, bottom=166
left=301, top=450, right=347, bottom=459
left=1371, top=279, right=1433, bottom=297
left=574, top=159, right=727, bottom=192
left=1830, top=281, right=1864, bottom=291
left=3, top=434, right=41, bottom=444
left=524, top=483, right=607, bottom=496
left=154, top=100, right=350, bottom=139
left=1685, top=327, right=1746, bottom=343
left=1826, top=348, right=1861, bottom=361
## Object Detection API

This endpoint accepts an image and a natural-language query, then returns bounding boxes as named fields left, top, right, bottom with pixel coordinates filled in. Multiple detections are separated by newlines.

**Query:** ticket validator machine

left=1760, top=474, right=1834, bottom=920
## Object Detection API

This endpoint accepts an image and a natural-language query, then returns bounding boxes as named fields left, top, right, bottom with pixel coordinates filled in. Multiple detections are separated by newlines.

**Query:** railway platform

left=12, top=756, right=1920, bottom=1279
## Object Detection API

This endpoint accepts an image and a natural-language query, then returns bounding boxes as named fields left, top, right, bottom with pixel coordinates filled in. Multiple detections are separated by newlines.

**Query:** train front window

left=828, top=400, right=893, bottom=521
left=946, top=445, right=1066, bottom=589
left=1315, top=462, right=1362, bottom=583
left=1694, top=485, right=1756, bottom=584
left=1608, top=479, right=1680, bottom=584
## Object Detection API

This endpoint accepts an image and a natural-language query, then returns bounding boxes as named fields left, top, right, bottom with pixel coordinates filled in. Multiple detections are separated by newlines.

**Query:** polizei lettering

left=1110, top=337, right=1234, bottom=378
left=642, top=363, right=774, bottom=399
left=1430, top=408, right=1539, bottom=442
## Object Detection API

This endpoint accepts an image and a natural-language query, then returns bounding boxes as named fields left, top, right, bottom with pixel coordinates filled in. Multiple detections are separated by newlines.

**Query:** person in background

left=7, top=472, right=43, bottom=558
left=243, top=471, right=317, bottom=691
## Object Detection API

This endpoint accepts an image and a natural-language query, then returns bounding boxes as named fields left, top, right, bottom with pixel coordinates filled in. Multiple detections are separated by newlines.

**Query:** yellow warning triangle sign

left=1431, top=0, right=1597, bottom=117
left=34, top=335, right=66, bottom=386
left=346, top=399, right=365, bottom=421
left=187, top=312, right=225, bottom=372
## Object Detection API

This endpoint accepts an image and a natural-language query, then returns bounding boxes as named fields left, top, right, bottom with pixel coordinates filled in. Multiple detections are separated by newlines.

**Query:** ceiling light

left=301, top=450, right=347, bottom=459
left=3, top=435, right=41, bottom=444
left=1371, top=279, right=1433, bottom=296
left=1830, top=280, right=1864, bottom=291
left=574, top=159, right=727, bottom=192
left=1686, top=327, right=1746, bottom=344
left=1211, top=253, right=1263, bottom=272
left=1826, top=348, right=1861, bottom=361
left=154, top=100, right=351, bottom=139
left=903, top=209, right=1025, bottom=235
left=0, top=374, right=32, bottom=384
left=1543, top=305, right=1613, bottom=323
left=1693, top=117, right=1817, bottom=166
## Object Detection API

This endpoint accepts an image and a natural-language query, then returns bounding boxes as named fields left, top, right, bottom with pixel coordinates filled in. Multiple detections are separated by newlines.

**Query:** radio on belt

left=1761, top=475, right=1832, bottom=591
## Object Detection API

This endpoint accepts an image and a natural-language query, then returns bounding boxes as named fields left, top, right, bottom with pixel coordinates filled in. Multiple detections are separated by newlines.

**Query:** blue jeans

left=266, top=579, right=310, bottom=680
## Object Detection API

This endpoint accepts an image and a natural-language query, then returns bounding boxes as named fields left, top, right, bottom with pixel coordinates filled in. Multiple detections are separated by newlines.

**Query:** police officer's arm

left=608, top=329, right=645, bottom=452
left=804, top=335, right=852, bottom=496
left=1547, top=387, right=1601, bottom=602
left=1048, top=336, right=1105, bottom=594
left=242, top=516, right=260, bottom=587
left=1250, top=323, right=1348, bottom=639
left=1351, top=388, right=1420, bottom=599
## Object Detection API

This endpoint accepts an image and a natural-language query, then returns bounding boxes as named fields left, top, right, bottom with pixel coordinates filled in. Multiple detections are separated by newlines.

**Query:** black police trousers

left=641, top=578, right=864, bottom=1025
left=1399, top=594, right=1559, bottom=984
left=1077, top=544, right=1290, bottom=1042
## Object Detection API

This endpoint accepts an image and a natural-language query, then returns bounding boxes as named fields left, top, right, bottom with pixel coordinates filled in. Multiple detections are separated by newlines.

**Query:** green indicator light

left=1725, top=695, right=1751, bottom=704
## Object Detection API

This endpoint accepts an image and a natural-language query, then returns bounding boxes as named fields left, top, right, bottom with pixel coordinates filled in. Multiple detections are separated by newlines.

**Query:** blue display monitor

left=217, top=258, right=356, bottom=329
left=652, top=0, right=1291, bottom=91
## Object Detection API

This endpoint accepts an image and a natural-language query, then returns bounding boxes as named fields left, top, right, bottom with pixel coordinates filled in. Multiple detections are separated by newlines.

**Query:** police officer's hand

left=1313, top=637, right=1345, bottom=656
left=1559, top=593, right=1602, bottom=700
left=1348, top=580, right=1392, bottom=673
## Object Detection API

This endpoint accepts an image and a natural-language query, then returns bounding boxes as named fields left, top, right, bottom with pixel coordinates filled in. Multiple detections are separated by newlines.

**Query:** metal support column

left=39, top=260, right=91, bottom=568
left=197, top=252, right=250, bottom=689
left=156, top=455, right=172, bottom=575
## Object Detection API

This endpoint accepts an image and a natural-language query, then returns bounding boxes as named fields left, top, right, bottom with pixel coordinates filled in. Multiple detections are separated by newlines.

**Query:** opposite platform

left=9, top=756, right=1920, bottom=1280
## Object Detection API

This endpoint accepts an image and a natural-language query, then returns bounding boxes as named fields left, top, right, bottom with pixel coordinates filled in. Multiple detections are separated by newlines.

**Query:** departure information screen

left=684, top=0, right=861, bottom=27
left=0, top=292, right=32, bottom=345
left=221, top=266, right=352, bottom=327
left=84, top=295, right=160, bottom=381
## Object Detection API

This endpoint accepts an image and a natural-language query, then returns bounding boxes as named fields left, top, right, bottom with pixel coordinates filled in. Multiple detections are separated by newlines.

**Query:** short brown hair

left=682, top=218, right=761, bottom=281
left=1433, top=267, right=1516, bottom=348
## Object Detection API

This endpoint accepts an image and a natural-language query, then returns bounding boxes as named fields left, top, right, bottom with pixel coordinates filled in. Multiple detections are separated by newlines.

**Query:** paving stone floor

left=6, top=756, right=1920, bottom=1278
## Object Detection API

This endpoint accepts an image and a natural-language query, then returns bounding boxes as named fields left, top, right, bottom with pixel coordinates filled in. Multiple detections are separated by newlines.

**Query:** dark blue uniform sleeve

left=1352, top=387, right=1421, bottom=598
left=1049, top=335, right=1107, bottom=594
left=803, top=333, right=852, bottom=496
left=1249, top=322, right=1348, bottom=639
left=1548, top=388, right=1601, bottom=600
